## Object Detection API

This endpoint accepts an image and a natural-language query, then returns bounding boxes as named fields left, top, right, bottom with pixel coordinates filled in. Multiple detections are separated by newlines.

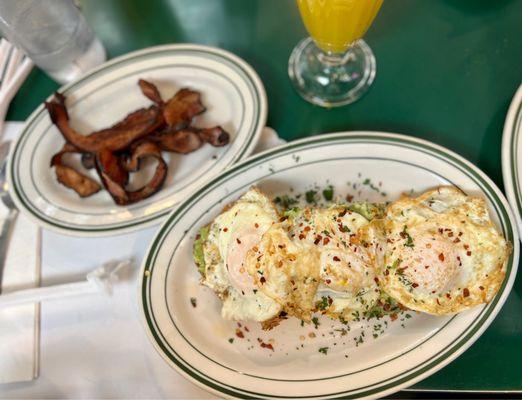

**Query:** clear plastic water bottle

left=0, top=0, right=106, bottom=84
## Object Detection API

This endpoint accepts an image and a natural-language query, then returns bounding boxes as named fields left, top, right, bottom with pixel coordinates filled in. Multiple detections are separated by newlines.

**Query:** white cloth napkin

left=0, top=122, right=40, bottom=384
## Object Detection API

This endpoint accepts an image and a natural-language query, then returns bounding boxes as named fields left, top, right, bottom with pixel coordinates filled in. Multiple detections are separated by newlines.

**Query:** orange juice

left=297, top=0, right=383, bottom=53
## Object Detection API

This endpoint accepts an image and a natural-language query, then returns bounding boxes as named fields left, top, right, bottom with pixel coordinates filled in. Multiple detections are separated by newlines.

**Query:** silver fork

left=0, top=141, right=17, bottom=294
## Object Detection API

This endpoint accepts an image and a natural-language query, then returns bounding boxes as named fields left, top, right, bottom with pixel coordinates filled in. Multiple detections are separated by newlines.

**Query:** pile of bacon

left=45, top=79, right=230, bottom=205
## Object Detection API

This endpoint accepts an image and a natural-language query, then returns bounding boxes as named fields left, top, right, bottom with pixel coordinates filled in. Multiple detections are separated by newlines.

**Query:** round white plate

left=502, top=84, right=522, bottom=237
left=139, top=132, right=518, bottom=399
left=8, top=44, right=267, bottom=236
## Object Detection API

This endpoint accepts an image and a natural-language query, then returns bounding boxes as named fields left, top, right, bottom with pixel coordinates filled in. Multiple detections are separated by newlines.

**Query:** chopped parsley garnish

left=228, top=338, right=234, bottom=343
left=312, top=316, right=320, bottom=329
left=402, top=225, right=414, bottom=248
left=300, top=320, right=305, bottom=327
left=322, top=185, right=334, bottom=201
left=316, top=296, right=329, bottom=311
left=387, top=258, right=402, bottom=269
left=318, top=347, right=329, bottom=355
left=305, top=190, right=317, bottom=204
left=340, top=224, right=351, bottom=233
left=273, top=195, right=298, bottom=209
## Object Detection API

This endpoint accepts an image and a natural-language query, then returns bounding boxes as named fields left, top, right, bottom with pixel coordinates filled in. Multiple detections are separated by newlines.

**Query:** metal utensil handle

left=0, top=208, right=19, bottom=293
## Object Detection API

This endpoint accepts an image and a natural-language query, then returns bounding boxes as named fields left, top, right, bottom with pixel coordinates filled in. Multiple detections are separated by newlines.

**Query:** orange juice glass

left=289, top=0, right=384, bottom=107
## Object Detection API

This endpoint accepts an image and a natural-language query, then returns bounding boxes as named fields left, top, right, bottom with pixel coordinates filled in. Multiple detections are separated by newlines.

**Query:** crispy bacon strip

left=96, top=149, right=129, bottom=186
left=152, top=128, right=203, bottom=154
left=96, top=141, right=167, bottom=205
left=138, top=79, right=163, bottom=105
left=50, top=144, right=101, bottom=197
left=45, top=93, right=163, bottom=152
left=151, top=126, right=230, bottom=154
left=162, top=88, right=206, bottom=129
left=197, top=126, right=230, bottom=147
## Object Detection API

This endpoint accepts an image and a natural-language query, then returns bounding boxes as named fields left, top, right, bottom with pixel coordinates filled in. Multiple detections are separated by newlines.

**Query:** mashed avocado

left=193, top=226, right=210, bottom=276
left=348, top=202, right=385, bottom=221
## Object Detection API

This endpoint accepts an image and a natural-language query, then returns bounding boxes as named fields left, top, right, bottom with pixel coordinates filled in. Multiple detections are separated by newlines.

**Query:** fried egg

left=244, top=205, right=379, bottom=321
left=377, top=186, right=511, bottom=315
left=198, top=188, right=283, bottom=322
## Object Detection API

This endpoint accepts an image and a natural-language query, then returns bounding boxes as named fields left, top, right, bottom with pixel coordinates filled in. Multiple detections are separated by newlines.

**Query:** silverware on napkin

left=0, top=141, right=18, bottom=293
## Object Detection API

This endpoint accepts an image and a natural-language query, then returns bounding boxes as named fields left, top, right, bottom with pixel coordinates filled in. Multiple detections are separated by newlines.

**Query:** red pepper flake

left=446, top=293, right=451, bottom=299
left=314, top=235, right=322, bottom=245
left=278, top=244, right=285, bottom=249
left=339, top=209, right=347, bottom=217
left=463, top=244, right=469, bottom=250
left=479, top=286, right=484, bottom=291
left=463, top=288, right=470, bottom=297
left=223, top=227, right=228, bottom=232
left=438, top=253, right=445, bottom=262
left=384, top=269, right=390, bottom=276
left=323, top=237, right=330, bottom=245
left=279, top=216, right=288, bottom=222
left=466, top=251, right=472, bottom=256
left=254, top=223, right=259, bottom=228
left=424, top=265, right=430, bottom=269
left=436, top=298, right=441, bottom=305
left=374, top=277, right=379, bottom=284
left=438, top=228, right=443, bottom=234
left=244, top=326, right=250, bottom=332
left=235, top=329, right=244, bottom=338
left=236, top=238, right=242, bottom=244
left=447, top=232, right=454, bottom=237
left=412, top=283, right=419, bottom=288
left=458, top=231, right=463, bottom=236
left=304, top=226, right=311, bottom=232
left=390, top=313, right=398, bottom=321
left=453, top=238, right=461, bottom=243
left=333, top=256, right=341, bottom=262
left=346, top=194, right=354, bottom=202
left=383, top=303, right=391, bottom=311
left=260, top=276, right=266, bottom=284
left=457, top=256, right=462, bottom=266
left=237, top=322, right=242, bottom=327
left=257, top=338, right=274, bottom=351
left=299, top=234, right=305, bottom=240
left=325, top=279, right=331, bottom=284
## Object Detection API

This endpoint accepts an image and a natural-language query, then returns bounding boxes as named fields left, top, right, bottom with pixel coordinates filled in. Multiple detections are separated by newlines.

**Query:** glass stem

left=317, top=45, right=355, bottom=67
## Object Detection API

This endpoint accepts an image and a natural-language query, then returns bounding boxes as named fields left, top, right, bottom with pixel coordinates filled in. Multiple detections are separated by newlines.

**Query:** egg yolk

left=394, top=233, right=459, bottom=294
left=226, top=230, right=262, bottom=294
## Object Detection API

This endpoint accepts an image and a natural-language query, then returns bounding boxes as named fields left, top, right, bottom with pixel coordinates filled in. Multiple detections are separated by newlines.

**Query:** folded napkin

left=0, top=122, right=40, bottom=384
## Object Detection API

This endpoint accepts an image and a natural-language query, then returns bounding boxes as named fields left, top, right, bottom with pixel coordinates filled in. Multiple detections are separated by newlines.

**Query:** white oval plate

left=139, top=132, right=518, bottom=399
left=8, top=44, right=267, bottom=236
left=502, top=84, right=522, bottom=237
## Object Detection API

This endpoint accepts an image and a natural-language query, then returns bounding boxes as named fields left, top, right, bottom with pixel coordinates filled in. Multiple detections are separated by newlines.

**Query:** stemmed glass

left=289, top=0, right=383, bottom=107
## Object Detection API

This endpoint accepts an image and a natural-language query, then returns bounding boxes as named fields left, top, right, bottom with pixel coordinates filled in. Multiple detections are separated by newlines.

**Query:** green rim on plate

left=503, top=84, right=522, bottom=237
left=140, top=131, right=518, bottom=399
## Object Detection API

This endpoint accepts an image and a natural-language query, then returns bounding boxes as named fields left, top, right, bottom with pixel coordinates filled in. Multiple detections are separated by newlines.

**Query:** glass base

left=288, top=37, right=376, bottom=107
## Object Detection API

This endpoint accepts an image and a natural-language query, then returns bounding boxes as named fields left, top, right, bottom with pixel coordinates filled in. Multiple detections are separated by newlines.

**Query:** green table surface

left=7, top=0, right=522, bottom=394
